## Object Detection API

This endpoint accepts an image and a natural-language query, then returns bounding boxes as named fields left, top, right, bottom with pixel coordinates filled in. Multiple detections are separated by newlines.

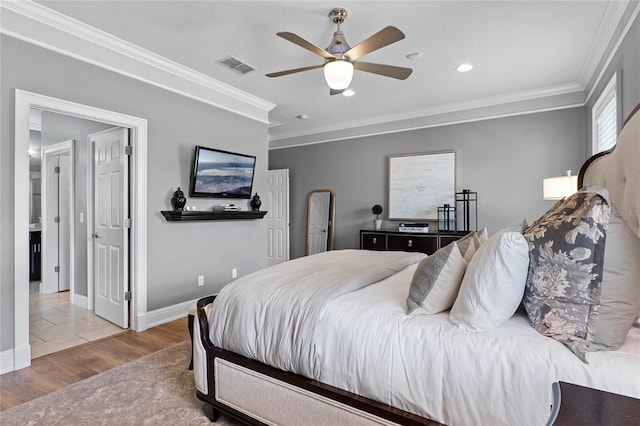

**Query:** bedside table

left=549, top=381, right=640, bottom=425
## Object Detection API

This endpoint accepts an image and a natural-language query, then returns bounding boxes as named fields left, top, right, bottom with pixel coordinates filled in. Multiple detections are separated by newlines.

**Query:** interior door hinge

left=54, top=266, right=60, bottom=273
left=54, top=166, right=60, bottom=173
left=54, top=216, right=60, bottom=223
left=124, top=146, right=133, bottom=156
left=125, top=218, right=131, bottom=228
left=124, top=291, right=132, bottom=301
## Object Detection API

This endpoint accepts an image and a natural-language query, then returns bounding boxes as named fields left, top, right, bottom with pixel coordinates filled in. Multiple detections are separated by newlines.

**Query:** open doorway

left=28, top=110, right=128, bottom=358
left=13, top=90, right=148, bottom=372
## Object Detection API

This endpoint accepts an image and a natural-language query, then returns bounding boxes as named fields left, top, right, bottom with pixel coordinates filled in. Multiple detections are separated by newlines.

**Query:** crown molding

left=269, top=82, right=585, bottom=147
left=585, top=0, right=640, bottom=103
left=0, top=0, right=275, bottom=123
left=578, top=0, right=630, bottom=88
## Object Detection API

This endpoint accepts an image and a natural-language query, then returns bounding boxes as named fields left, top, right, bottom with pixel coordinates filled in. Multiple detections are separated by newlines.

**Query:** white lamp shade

left=323, top=60, right=354, bottom=90
left=543, top=175, right=578, bottom=200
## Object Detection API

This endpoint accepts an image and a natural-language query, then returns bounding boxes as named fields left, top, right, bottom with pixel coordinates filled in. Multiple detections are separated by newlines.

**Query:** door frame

left=13, top=89, right=148, bottom=370
left=40, top=140, right=74, bottom=296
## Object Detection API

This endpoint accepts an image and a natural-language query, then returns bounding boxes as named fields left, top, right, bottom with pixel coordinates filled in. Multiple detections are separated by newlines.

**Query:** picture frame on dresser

left=388, top=151, right=456, bottom=220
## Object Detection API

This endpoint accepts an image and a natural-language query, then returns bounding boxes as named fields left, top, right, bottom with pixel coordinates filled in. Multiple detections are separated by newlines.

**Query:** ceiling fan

left=266, top=7, right=412, bottom=95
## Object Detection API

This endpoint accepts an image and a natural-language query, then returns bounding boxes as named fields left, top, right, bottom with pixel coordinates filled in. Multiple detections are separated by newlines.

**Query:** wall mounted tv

left=189, top=146, right=256, bottom=199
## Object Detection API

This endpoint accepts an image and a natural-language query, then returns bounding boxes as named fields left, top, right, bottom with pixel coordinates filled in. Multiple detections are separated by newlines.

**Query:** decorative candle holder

left=438, top=204, right=456, bottom=232
left=456, top=189, right=478, bottom=232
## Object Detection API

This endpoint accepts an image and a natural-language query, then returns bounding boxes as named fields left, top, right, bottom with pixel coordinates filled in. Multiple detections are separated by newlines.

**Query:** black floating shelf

left=161, top=210, right=267, bottom=222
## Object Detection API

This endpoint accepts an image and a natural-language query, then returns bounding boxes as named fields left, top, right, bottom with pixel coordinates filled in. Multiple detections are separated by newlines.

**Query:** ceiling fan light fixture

left=324, top=59, right=354, bottom=90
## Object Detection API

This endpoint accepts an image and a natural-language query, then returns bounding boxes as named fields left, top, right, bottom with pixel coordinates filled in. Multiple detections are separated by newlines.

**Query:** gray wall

left=1, top=35, right=269, bottom=351
left=40, top=112, right=113, bottom=297
left=269, top=108, right=586, bottom=259
left=586, top=11, right=640, bottom=151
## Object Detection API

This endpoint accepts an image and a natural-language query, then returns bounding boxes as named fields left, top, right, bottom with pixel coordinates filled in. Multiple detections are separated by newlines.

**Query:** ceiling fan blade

left=266, top=64, right=324, bottom=78
left=277, top=32, right=335, bottom=60
left=345, top=26, right=405, bottom=61
left=353, top=62, right=413, bottom=80
left=330, top=88, right=345, bottom=96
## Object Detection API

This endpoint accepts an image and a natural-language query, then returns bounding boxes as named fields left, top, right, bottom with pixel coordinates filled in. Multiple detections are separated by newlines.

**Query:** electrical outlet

left=232, top=268, right=238, bottom=278
left=198, top=275, right=204, bottom=286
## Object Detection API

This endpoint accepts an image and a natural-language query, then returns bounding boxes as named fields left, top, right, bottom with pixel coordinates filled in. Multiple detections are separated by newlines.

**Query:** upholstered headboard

left=580, top=103, right=640, bottom=239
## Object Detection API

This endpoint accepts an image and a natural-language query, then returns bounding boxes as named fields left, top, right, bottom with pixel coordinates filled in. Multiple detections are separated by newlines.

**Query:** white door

left=57, top=152, right=71, bottom=291
left=267, top=169, right=290, bottom=266
left=41, top=141, right=73, bottom=294
left=307, top=191, right=330, bottom=255
left=92, top=127, right=129, bottom=328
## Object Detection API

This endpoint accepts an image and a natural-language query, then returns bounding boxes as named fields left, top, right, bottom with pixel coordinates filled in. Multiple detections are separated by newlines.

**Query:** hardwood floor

left=0, top=317, right=191, bottom=411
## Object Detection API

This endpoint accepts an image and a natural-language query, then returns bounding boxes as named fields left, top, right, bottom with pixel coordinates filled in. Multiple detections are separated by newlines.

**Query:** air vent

left=216, top=55, right=256, bottom=75
left=268, top=119, right=283, bottom=128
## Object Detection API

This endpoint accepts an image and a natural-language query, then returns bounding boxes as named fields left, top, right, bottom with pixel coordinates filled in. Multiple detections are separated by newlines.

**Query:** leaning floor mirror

left=306, top=189, right=336, bottom=255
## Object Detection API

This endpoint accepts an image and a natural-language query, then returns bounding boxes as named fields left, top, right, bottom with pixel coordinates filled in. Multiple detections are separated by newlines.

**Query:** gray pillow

left=455, top=233, right=476, bottom=262
left=523, top=190, right=609, bottom=362
left=590, top=207, right=640, bottom=350
left=407, top=242, right=467, bottom=314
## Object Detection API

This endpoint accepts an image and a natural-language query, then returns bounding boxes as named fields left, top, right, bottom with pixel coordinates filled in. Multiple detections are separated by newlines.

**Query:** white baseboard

left=0, top=349, right=14, bottom=375
left=1, top=344, right=31, bottom=375
left=73, top=293, right=89, bottom=309
left=144, top=298, right=202, bottom=329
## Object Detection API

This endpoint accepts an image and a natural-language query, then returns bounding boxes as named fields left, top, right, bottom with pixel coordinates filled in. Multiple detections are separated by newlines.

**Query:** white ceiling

left=32, top=1, right=630, bottom=146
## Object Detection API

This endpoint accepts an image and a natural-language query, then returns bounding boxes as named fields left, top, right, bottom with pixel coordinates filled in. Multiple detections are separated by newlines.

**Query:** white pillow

left=407, top=243, right=467, bottom=314
left=449, top=231, right=529, bottom=331
left=475, top=227, right=489, bottom=244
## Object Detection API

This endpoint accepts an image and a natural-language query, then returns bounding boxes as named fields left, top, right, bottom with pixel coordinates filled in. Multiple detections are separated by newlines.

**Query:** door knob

left=92, top=232, right=101, bottom=239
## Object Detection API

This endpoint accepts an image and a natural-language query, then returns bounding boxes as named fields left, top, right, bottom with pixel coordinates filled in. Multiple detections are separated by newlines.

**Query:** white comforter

left=210, top=249, right=426, bottom=378
left=208, top=250, right=640, bottom=426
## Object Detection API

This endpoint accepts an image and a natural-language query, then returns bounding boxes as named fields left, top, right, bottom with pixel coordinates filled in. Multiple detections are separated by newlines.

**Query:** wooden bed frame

left=194, top=295, right=438, bottom=426
left=194, top=103, right=640, bottom=426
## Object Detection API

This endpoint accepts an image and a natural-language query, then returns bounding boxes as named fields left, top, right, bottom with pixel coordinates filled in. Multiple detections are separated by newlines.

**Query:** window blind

left=595, top=95, right=617, bottom=153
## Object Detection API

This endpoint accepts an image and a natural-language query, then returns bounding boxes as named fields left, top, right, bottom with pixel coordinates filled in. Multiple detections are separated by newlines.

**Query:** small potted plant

left=372, top=204, right=383, bottom=230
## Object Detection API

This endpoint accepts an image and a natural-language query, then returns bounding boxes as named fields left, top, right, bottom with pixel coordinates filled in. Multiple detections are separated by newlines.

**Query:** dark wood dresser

left=360, top=229, right=469, bottom=255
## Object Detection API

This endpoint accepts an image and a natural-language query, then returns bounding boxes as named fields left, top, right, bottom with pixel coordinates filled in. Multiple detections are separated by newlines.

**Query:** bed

left=193, top=103, right=640, bottom=426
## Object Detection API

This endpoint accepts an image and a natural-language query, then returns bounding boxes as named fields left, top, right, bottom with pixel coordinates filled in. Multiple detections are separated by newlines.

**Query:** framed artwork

left=388, top=151, right=456, bottom=220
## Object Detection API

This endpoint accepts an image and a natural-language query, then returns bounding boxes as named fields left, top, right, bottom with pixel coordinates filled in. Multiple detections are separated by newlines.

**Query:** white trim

left=144, top=298, right=203, bottom=328
left=269, top=83, right=584, bottom=144
left=591, top=74, right=618, bottom=154
left=270, top=102, right=584, bottom=150
left=13, top=89, right=148, bottom=372
left=586, top=0, right=640, bottom=104
left=73, top=293, right=89, bottom=310
left=577, top=0, right=629, bottom=88
left=1, top=349, right=15, bottom=375
left=86, top=136, right=94, bottom=311
left=0, top=0, right=274, bottom=124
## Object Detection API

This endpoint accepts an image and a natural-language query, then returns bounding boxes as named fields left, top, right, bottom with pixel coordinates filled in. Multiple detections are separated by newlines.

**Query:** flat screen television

left=189, top=146, right=256, bottom=199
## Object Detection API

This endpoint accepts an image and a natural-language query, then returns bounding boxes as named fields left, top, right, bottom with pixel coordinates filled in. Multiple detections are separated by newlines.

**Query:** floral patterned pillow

left=523, top=190, right=610, bottom=362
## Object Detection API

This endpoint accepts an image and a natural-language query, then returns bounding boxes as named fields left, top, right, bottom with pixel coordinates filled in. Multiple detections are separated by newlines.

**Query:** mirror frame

left=305, top=189, right=336, bottom=255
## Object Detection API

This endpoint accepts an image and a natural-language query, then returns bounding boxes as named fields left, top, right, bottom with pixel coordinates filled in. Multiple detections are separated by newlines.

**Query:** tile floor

left=29, top=282, right=125, bottom=358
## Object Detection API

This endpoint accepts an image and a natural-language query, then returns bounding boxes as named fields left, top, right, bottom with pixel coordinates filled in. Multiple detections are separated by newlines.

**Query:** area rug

left=0, top=341, right=242, bottom=425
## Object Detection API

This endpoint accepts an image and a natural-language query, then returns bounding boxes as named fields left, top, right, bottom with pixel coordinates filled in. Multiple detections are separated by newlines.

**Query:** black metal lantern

left=437, top=204, right=456, bottom=232
left=456, top=189, right=478, bottom=232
